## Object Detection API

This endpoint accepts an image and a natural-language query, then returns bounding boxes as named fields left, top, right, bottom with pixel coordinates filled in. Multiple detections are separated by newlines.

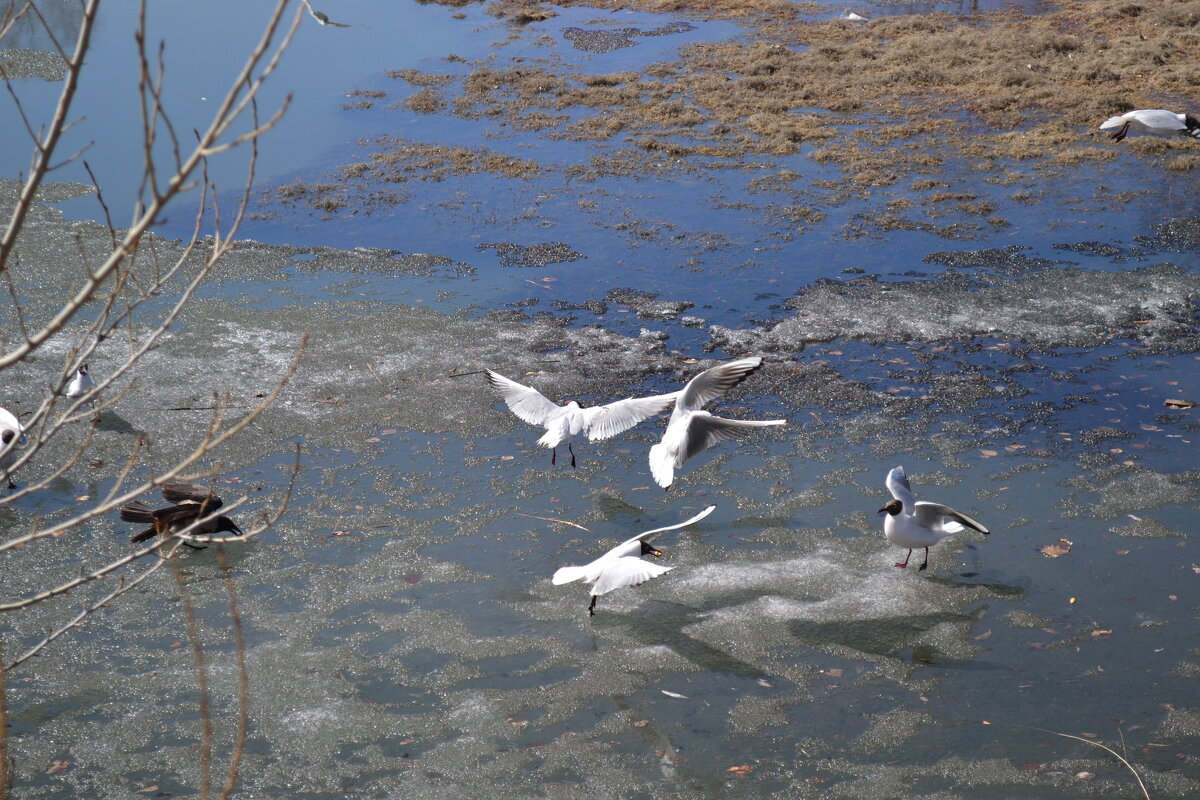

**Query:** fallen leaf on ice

left=1037, top=538, right=1073, bottom=558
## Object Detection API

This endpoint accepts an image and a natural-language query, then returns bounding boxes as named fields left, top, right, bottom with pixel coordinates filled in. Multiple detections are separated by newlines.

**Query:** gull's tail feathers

left=552, top=565, right=591, bottom=585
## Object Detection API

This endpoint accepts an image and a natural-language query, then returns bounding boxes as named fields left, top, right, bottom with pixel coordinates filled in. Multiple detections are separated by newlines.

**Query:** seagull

left=839, top=9, right=869, bottom=21
left=1099, top=109, right=1200, bottom=143
left=66, top=364, right=97, bottom=406
left=648, top=357, right=786, bottom=490
left=486, top=369, right=676, bottom=467
left=553, top=505, right=715, bottom=615
left=0, top=407, right=25, bottom=489
left=877, top=466, right=989, bottom=571
left=120, top=482, right=243, bottom=548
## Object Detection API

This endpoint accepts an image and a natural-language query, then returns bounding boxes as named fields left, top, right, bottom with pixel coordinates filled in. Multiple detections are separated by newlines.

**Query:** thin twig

left=216, top=546, right=249, bottom=800
left=172, top=558, right=212, bottom=800
left=364, top=362, right=388, bottom=391
left=6, top=555, right=174, bottom=669
left=0, top=642, right=7, bottom=800
left=1013, top=724, right=1151, bottom=800
left=515, top=512, right=592, bottom=533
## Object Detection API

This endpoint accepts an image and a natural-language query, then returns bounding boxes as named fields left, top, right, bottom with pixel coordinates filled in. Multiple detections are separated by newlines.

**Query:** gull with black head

left=553, top=505, right=715, bottom=616
left=66, top=364, right=97, bottom=407
left=878, top=466, right=989, bottom=571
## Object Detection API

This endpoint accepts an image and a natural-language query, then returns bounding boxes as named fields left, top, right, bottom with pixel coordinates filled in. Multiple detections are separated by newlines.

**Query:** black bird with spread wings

left=120, top=482, right=243, bottom=547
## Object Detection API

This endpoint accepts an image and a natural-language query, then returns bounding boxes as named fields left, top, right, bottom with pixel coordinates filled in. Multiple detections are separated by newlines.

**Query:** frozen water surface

left=1, top=0, right=1199, bottom=798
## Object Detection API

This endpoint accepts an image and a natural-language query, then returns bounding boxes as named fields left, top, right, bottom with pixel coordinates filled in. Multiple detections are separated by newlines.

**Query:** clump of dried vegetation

left=291, top=0, right=1199, bottom=234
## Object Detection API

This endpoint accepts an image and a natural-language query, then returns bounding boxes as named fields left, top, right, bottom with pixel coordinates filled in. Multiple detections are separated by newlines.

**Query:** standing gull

left=66, top=364, right=97, bottom=407
left=553, top=505, right=715, bottom=615
left=1099, top=109, right=1200, bottom=143
left=877, top=466, right=989, bottom=571
left=486, top=370, right=676, bottom=467
left=120, top=482, right=244, bottom=548
left=648, top=357, right=786, bottom=490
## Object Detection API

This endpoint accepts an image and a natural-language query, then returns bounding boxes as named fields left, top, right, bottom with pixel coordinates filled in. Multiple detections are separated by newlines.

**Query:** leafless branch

left=216, top=546, right=249, bottom=800
left=172, top=557, right=213, bottom=800
left=0, top=640, right=7, bottom=800
left=5, top=552, right=176, bottom=670
left=0, top=0, right=99, bottom=277
left=0, top=0, right=298, bottom=371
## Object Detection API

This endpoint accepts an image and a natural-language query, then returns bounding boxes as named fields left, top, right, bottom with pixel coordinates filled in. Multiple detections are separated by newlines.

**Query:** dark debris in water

left=1136, top=216, right=1200, bottom=253
left=922, top=246, right=1059, bottom=274
left=562, top=22, right=696, bottom=54
left=233, top=242, right=475, bottom=277
left=603, top=288, right=695, bottom=320
left=1052, top=241, right=1124, bottom=258
left=553, top=299, right=608, bottom=315
left=390, top=252, right=476, bottom=277
left=477, top=241, right=584, bottom=268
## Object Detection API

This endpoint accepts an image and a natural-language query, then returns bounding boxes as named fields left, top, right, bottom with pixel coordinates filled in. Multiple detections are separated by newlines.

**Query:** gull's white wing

left=590, top=557, right=672, bottom=596
left=676, top=357, right=763, bottom=412
left=1129, top=109, right=1184, bottom=130
left=486, top=370, right=562, bottom=426
left=683, top=414, right=785, bottom=462
left=885, top=466, right=915, bottom=510
left=583, top=393, right=677, bottom=442
left=1098, top=113, right=1131, bottom=131
left=914, top=501, right=989, bottom=535
left=553, top=561, right=601, bottom=585
left=619, top=505, right=717, bottom=548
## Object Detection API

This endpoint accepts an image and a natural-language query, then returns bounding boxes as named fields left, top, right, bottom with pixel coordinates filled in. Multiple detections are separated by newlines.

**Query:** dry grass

left=285, top=0, right=1199, bottom=232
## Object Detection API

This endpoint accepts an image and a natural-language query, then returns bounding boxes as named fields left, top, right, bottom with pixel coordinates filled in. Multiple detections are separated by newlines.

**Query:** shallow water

left=1, top=1, right=1199, bottom=798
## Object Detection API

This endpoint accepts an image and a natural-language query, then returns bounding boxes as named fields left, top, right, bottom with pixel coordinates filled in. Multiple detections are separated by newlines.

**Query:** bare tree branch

left=172, top=557, right=213, bottom=800
left=216, top=545, right=250, bottom=800
left=0, top=0, right=99, bottom=276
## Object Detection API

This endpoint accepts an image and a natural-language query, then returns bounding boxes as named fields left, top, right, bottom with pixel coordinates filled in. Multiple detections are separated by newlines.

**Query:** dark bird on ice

left=120, top=482, right=243, bottom=548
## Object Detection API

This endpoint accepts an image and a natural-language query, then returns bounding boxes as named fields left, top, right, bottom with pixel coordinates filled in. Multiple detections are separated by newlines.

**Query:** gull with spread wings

left=648, top=357, right=786, bottom=490
left=552, top=505, right=715, bottom=616
left=486, top=370, right=676, bottom=467
left=877, top=466, right=989, bottom=571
